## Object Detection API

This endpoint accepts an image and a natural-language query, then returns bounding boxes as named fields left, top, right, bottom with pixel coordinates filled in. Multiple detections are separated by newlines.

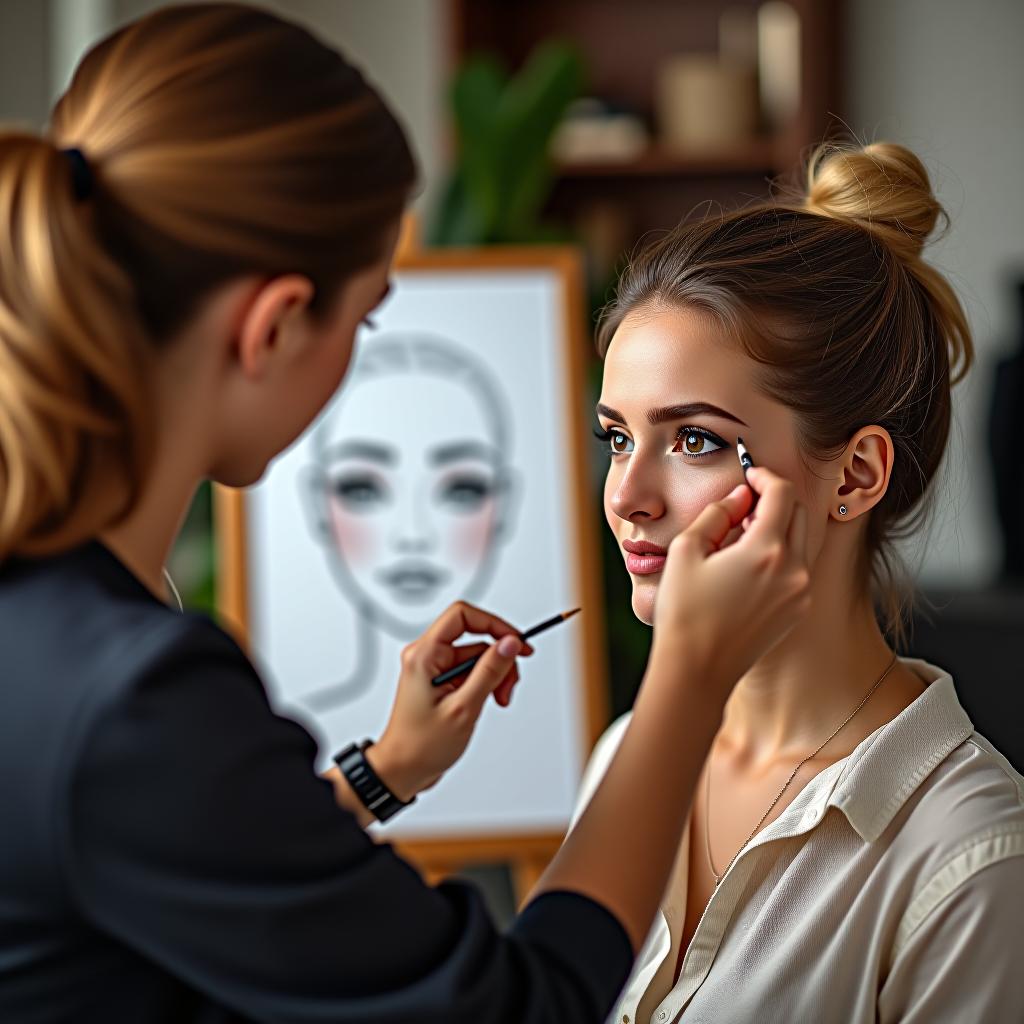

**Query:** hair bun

left=804, top=142, right=944, bottom=263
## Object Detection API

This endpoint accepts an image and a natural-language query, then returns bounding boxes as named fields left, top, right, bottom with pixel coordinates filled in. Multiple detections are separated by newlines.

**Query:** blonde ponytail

left=0, top=3, right=416, bottom=560
left=0, top=134, right=149, bottom=560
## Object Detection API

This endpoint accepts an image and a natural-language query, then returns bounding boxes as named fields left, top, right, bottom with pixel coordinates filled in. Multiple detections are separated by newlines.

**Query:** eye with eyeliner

left=592, top=423, right=731, bottom=460
left=592, top=424, right=633, bottom=456
left=671, top=425, right=730, bottom=458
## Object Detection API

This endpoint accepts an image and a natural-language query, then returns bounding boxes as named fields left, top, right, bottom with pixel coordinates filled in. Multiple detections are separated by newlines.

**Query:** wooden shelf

left=448, top=0, right=842, bottom=275
left=554, top=139, right=778, bottom=179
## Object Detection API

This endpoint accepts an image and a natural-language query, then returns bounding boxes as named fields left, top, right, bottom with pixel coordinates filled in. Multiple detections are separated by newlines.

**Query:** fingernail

left=497, top=635, right=522, bottom=658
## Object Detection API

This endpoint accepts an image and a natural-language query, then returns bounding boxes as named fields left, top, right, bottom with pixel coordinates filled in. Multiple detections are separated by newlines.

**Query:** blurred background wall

left=4, top=0, right=1022, bottom=587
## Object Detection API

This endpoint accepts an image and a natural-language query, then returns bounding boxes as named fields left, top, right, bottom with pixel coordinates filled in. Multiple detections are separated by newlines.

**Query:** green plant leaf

left=451, top=56, right=507, bottom=236
left=451, top=54, right=505, bottom=140
left=433, top=41, right=585, bottom=245
left=493, top=42, right=583, bottom=233
left=429, top=169, right=490, bottom=246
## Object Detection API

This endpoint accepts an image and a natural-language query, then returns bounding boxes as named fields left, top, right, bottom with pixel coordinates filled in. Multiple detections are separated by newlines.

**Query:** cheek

left=664, top=470, right=732, bottom=528
left=442, top=501, right=497, bottom=570
left=327, top=501, right=378, bottom=570
left=800, top=484, right=833, bottom=562
left=604, top=461, right=740, bottom=531
left=310, top=330, right=357, bottom=409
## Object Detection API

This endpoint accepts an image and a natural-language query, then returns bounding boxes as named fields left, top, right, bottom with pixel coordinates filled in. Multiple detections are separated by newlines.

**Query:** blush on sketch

left=299, top=333, right=520, bottom=712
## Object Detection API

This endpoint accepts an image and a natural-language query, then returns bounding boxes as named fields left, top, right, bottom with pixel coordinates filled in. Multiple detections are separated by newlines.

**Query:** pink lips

left=622, top=538, right=668, bottom=575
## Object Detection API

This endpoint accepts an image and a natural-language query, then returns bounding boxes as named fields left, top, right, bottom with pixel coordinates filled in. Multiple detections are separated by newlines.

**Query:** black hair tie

left=61, top=147, right=94, bottom=201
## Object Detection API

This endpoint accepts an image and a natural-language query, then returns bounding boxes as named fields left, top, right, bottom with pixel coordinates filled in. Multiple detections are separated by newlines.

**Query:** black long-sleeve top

left=0, top=540, right=632, bottom=1023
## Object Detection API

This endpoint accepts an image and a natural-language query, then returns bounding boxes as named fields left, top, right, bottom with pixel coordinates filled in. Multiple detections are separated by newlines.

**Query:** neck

left=718, top=539, right=896, bottom=766
left=99, top=346, right=211, bottom=602
left=100, top=458, right=201, bottom=603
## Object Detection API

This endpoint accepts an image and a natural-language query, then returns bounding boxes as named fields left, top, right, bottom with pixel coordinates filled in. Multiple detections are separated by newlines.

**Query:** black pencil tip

left=564, top=607, right=581, bottom=619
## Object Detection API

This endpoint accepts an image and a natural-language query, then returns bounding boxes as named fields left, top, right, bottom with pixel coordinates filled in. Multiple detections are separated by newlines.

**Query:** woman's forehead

left=601, top=307, right=750, bottom=411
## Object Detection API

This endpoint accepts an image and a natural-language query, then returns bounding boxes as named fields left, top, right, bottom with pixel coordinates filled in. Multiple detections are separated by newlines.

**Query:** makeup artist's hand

left=651, top=466, right=810, bottom=703
left=367, top=601, right=534, bottom=801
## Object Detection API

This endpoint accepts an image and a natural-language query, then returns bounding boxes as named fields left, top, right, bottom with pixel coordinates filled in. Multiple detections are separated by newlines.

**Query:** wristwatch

left=333, top=740, right=415, bottom=823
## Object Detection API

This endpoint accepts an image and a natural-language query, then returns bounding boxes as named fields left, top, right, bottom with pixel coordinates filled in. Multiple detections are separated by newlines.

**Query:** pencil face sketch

left=242, top=261, right=594, bottom=838
left=304, top=333, right=519, bottom=656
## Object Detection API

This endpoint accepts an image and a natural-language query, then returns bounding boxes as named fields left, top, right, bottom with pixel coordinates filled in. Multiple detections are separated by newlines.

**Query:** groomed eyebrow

left=595, top=401, right=748, bottom=429
left=428, top=441, right=500, bottom=466
left=322, top=440, right=397, bottom=465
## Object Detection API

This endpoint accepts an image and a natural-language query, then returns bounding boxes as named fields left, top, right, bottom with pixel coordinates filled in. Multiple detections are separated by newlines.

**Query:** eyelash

left=592, top=424, right=729, bottom=459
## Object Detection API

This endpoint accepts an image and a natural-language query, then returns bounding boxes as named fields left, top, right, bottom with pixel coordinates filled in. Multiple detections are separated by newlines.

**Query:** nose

left=390, top=486, right=436, bottom=554
left=608, top=455, right=666, bottom=523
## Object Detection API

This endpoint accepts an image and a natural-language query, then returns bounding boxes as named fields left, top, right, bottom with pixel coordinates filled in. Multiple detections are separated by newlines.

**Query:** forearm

left=531, top=639, right=724, bottom=951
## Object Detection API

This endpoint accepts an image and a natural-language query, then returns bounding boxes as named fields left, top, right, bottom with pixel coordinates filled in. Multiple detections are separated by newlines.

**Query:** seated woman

left=575, top=142, right=1024, bottom=1022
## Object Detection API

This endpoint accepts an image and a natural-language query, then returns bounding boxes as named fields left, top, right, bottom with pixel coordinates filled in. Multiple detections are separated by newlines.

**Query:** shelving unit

left=554, top=138, right=778, bottom=178
left=448, top=0, right=842, bottom=260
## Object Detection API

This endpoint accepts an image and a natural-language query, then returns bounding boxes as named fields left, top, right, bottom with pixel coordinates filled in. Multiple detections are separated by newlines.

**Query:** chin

left=630, top=579, right=657, bottom=626
left=212, top=456, right=271, bottom=489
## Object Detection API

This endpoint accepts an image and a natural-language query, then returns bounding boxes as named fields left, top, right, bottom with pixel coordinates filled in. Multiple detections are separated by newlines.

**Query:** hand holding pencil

left=369, top=601, right=571, bottom=803
left=431, top=607, right=581, bottom=686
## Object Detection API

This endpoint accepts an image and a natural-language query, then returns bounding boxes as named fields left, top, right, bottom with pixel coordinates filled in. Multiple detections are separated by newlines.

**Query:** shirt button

left=659, top=1013, right=668, bottom=1021
left=621, top=1016, right=630, bottom=1023
left=804, top=808, right=819, bottom=824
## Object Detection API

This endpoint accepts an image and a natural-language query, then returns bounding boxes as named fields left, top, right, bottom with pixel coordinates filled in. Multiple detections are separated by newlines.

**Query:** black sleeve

left=59, top=616, right=632, bottom=1023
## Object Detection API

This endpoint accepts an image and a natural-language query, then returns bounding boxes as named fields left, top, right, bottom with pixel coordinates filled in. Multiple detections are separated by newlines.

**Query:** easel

left=214, top=219, right=608, bottom=906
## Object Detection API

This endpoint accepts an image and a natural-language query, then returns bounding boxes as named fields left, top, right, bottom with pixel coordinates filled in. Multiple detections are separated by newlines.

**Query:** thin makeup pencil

left=431, top=608, right=581, bottom=687
left=736, top=436, right=759, bottom=513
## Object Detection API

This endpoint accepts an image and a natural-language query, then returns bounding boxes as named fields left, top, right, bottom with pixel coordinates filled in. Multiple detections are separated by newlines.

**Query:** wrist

left=364, top=735, right=420, bottom=804
left=642, top=634, right=728, bottom=724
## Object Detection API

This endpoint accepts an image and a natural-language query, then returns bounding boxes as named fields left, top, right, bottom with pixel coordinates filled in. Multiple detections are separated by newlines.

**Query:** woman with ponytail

left=0, top=5, right=811, bottom=1022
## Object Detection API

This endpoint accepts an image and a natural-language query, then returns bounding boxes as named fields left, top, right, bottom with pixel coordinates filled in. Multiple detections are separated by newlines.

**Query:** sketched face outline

left=306, top=335, right=518, bottom=640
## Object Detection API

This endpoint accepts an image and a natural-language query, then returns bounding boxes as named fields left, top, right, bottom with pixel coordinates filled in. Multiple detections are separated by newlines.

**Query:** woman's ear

left=833, top=425, right=895, bottom=522
left=235, top=274, right=315, bottom=379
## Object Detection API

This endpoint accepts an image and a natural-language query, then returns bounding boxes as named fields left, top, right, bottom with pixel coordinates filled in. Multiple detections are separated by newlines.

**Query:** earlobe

left=833, top=425, right=894, bottom=522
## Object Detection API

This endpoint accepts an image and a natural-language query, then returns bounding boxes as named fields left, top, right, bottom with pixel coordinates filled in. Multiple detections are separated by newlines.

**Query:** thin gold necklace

left=704, top=653, right=899, bottom=888
left=162, top=567, right=184, bottom=613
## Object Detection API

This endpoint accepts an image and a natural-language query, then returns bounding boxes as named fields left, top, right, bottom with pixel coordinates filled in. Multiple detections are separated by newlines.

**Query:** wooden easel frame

left=214, top=242, right=608, bottom=905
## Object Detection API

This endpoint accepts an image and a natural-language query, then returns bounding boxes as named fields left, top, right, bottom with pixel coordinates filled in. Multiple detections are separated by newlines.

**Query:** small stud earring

left=838, top=505, right=848, bottom=516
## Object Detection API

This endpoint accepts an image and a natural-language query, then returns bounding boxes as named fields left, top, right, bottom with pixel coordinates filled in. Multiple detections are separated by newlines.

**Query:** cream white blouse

left=570, top=659, right=1024, bottom=1023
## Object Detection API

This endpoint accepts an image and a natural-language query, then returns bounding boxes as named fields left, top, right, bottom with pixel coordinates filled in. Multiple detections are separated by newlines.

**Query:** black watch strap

left=333, top=740, right=414, bottom=823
